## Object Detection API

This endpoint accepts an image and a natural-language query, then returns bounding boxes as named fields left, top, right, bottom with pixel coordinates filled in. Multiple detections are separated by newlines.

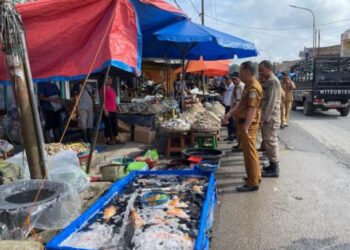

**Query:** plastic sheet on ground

left=0, top=180, right=81, bottom=240
left=48, top=150, right=89, bottom=193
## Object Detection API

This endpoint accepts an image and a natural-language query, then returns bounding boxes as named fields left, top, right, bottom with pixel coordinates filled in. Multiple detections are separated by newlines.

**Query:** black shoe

left=261, top=165, right=270, bottom=171
left=261, top=161, right=270, bottom=170
left=280, top=125, right=285, bottom=129
left=243, top=176, right=262, bottom=184
left=262, top=162, right=280, bottom=178
left=284, top=124, right=289, bottom=127
left=231, top=145, right=241, bottom=152
left=223, top=137, right=232, bottom=141
left=260, top=155, right=269, bottom=162
left=262, top=170, right=279, bottom=178
left=236, top=184, right=259, bottom=192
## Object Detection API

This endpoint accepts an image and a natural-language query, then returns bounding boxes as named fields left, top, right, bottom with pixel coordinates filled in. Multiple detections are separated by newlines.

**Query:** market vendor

left=39, top=82, right=62, bottom=143
left=73, top=81, right=94, bottom=143
left=100, top=76, right=123, bottom=145
left=173, top=73, right=191, bottom=110
left=173, top=73, right=190, bottom=98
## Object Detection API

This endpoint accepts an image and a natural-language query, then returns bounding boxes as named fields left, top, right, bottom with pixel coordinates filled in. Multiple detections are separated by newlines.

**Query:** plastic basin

left=182, top=148, right=223, bottom=163
left=111, top=157, right=134, bottom=166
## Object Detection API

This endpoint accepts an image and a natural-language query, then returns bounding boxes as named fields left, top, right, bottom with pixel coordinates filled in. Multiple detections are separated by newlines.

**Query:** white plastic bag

left=6, top=152, right=30, bottom=180
left=48, top=150, right=89, bottom=193
left=0, top=140, right=13, bottom=153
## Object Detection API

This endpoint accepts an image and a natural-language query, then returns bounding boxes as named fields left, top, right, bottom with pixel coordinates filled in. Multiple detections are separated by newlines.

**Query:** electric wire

left=205, top=15, right=350, bottom=31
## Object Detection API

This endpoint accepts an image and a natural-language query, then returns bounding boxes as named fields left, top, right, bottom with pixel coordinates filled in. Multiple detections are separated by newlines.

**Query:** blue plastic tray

left=46, top=170, right=217, bottom=250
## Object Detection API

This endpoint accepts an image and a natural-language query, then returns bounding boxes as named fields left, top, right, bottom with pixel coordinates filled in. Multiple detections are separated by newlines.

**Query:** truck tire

left=303, top=100, right=313, bottom=116
left=291, top=101, right=297, bottom=111
left=339, top=107, right=350, bottom=117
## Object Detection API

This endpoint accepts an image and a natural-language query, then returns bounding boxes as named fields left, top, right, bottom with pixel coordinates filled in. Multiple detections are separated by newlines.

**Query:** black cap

left=231, top=72, right=239, bottom=78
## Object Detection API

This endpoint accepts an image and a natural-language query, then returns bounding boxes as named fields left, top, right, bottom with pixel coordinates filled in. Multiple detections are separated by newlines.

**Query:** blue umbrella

left=143, top=19, right=258, bottom=60
left=142, top=19, right=258, bottom=106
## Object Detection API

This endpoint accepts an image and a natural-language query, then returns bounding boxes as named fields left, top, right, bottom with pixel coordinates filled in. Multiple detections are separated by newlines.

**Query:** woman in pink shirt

left=101, top=76, right=120, bottom=144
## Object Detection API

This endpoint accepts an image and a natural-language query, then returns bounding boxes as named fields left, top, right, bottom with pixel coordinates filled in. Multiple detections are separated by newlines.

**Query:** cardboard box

left=117, top=132, right=132, bottom=142
left=134, top=125, right=156, bottom=144
left=97, top=131, right=131, bottom=144
left=117, top=119, right=131, bottom=133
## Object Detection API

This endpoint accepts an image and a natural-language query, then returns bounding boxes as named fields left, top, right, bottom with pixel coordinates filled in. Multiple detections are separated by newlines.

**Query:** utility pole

left=200, top=0, right=205, bottom=96
left=318, top=29, right=321, bottom=56
left=0, top=0, right=46, bottom=178
left=201, top=0, right=204, bottom=25
left=289, top=5, right=316, bottom=57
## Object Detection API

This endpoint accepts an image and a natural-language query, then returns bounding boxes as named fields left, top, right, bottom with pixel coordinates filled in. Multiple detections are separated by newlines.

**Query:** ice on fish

left=60, top=175, right=208, bottom=249
left=60, top=223, right=113, bottom=249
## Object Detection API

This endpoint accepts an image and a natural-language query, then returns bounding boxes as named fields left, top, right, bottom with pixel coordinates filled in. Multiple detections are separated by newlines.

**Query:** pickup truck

left=291, top=57, right=350, bottom=116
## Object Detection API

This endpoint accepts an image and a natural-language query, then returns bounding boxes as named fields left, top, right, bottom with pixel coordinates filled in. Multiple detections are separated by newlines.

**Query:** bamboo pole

left=5, top=54, right=44, bottom=179
left=0, top=0, right=45, bottom=178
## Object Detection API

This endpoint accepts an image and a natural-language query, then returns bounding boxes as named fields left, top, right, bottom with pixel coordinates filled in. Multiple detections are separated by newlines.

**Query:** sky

left=166, top=0, right=350, bottom=63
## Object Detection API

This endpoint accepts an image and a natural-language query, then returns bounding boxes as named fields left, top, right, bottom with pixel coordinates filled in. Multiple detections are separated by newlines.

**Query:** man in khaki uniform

left=224, top=61, right=263, bottom=192
left=280, top=72, right=296, bottom=128
left=259, top=60, right=281, bottom=178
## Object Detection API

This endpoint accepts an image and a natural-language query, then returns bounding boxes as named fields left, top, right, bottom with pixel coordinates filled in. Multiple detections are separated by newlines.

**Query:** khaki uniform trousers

left=261, top=119, right=280, bottom=163
left=281, top=100, right=292, bottom=125
left=238, top=122, right=261, bottom=186
left=234, top=118, right=242, bottom=150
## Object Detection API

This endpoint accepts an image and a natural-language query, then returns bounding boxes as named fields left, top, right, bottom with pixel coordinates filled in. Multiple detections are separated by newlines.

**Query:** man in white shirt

left=74, top=81, right=94, bottom=143
left=222, top=75, right=235, bottom=142
left=224, top=72, right=245, bottom=150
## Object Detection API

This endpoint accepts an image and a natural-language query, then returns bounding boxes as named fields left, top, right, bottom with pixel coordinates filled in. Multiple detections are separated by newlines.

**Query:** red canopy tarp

left=0, top=0, right=184, bottom=85
left=175, top=59, right=231, bottom=77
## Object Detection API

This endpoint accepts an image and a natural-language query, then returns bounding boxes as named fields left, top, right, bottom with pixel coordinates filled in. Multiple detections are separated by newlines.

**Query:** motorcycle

left=141, top=80, right=167, bottom=100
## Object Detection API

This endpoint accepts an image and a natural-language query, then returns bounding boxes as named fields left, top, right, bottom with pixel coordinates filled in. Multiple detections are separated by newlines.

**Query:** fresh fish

left=166, top=208, right=190, bottom=219
left=192, top=185, right=203, bottom=193
left=183, top=178, right=199, bottom=185
left=131, top=209, right=145, bottom=228
left=169, top=198, right=188, bottom=208
left=103, top=205, right=117, bottom=222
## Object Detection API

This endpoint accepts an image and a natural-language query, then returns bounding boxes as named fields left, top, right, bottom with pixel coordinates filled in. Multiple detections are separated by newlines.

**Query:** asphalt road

left=211, top=108, right=350, bottom=250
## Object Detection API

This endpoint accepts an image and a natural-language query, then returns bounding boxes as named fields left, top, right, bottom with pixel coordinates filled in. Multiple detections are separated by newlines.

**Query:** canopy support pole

left=86, top=66, right=110, bottom=174
left=21, top=32, right=47, bottom=177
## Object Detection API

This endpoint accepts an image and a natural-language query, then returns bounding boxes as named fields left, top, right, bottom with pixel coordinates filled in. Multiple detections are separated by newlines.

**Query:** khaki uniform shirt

left=261, top=75, right=281, bottom=123
left=281, top=79, right=295, bottom=102
left=233, top=79, right=263, bottom=124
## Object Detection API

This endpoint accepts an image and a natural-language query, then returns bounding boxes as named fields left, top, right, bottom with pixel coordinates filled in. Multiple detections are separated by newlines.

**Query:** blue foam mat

left=46, top=170, right=217, bottom=250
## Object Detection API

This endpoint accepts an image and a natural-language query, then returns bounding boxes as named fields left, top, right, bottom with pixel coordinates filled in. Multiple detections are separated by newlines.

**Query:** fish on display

left=103, top=205, right=117, bottom=222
